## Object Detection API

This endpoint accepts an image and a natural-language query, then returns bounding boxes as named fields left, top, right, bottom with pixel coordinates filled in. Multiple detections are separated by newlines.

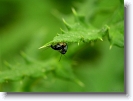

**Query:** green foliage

left=39, top=8, right=124, bottom=49
left=109, top=21, right=124, bottom=48
left=0, top=0, right=124, bottom=92
left=108, top=4, right=124, bottom=48
left=0, top=52, right=83, bottom=86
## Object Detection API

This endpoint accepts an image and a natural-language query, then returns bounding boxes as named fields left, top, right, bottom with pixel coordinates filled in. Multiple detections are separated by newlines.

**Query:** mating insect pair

left=40, top=42, right=67, bottom=61
left=51, top=42, right=68, bottom=61
left=51, top=42, right=67, bottom=54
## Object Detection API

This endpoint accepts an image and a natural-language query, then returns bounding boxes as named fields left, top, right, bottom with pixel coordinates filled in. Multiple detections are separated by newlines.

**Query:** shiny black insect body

left=51, top=42, right=67, bottom=54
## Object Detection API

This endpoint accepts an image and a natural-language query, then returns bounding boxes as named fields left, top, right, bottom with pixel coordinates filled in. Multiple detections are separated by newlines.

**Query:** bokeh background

left=0, top=0, right=124, bottom=92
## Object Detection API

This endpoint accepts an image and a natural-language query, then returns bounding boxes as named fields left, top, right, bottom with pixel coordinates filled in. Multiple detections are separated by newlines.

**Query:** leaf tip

left=56, top=33, right=60, bottom=36
left=72, top=7, right=77, bottom=16
left=78, top=42, right=80, bottom=45
left=60, top=28, right=65, bottom=34
left=75, top=79, right=85, bottom=87
left=109, top=45, right=113, bottom=50
left=62, top=18, right=66, bottom=24
left=20, top=51, right=32, bottom=64
left=38, top=45, right=46, bottom=49
left=62, top=18, right=71, bottom=30
left=99, top=37, right=103, bottom=41
left=3, top=60, right=12, bottom=69
left=104, top=25, right=110, bottom=30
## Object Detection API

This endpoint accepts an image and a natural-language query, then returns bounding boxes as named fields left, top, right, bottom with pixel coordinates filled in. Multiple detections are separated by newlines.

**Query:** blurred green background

left=0, top=0, right=124, bottom=92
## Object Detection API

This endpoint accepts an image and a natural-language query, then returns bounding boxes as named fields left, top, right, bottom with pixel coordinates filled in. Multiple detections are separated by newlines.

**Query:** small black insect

left=51, top=42, right=68, bottom=54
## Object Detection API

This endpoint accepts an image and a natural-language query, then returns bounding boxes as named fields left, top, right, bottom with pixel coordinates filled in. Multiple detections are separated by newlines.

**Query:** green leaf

left=55, top=60, right=84, bottom=87
left=108, top=3, right=124, bottom=48
left=108, top=21, right=124, bottom=48
left=39, top=10, right=109, bottom=49
left=39, top=8, right=124, bottom=49
left=0, top=53, right=83, bottom=86
left=0, top=52, right=56, bottom=83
